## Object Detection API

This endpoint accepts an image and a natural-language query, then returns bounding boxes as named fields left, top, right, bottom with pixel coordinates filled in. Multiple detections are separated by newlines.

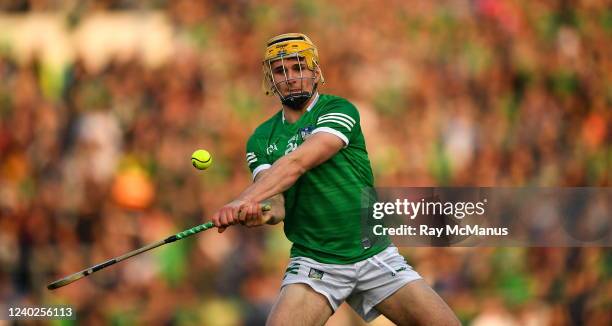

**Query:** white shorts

left=280, top=246, right=422, bottom=322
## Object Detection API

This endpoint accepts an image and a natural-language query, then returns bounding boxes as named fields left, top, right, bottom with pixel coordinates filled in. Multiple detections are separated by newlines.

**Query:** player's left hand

left=210, top=199, right=261, bottom=233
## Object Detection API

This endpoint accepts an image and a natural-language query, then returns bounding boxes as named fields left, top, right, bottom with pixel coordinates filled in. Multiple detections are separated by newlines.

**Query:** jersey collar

left=282, top=92, right=320, bottom=124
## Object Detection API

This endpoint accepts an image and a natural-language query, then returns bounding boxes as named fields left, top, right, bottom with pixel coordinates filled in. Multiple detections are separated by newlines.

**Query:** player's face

left=269, top=56, right=318, bottom=98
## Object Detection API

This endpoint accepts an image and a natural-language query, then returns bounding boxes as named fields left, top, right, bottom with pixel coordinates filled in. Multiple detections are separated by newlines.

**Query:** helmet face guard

left=264, top=52, right=319, bottom=108
left=262, top=33, right=324, bottom=108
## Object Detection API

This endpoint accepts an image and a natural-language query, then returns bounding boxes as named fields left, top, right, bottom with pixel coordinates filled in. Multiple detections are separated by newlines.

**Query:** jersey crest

left=299, top=125, right=315, bottom=141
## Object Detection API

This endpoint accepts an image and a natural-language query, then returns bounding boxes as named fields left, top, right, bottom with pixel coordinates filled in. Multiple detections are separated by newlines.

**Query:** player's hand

left=242, top=208, right=273, bottom=228
left=210, top=199, right=260, bottom=233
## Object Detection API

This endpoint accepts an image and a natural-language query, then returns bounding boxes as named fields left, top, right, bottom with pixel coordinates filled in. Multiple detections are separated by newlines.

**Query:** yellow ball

left=191, top=149, right=212, bottom=170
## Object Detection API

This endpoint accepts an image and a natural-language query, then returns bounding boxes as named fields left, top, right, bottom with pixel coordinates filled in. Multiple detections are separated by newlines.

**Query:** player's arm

left=238, top=132, right=344, bottom=203
left=243, top=170, right=285, bottom=227
left=211, top=132, right=344, bottom=231
left=212, top=99, right=359, bottom=231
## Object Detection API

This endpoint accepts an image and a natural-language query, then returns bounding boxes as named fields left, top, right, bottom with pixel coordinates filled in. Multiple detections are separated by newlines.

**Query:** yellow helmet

left=262, top=33, right=324, bottom=99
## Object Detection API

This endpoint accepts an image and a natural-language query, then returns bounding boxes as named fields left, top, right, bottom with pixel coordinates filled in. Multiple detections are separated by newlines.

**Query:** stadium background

left=0, top=0, right=609, bottom=325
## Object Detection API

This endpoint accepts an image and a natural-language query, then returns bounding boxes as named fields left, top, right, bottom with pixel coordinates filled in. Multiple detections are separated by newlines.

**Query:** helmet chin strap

left=280, top=83, right=319, bottom=110
left=281, top=92, right=311, bottom=109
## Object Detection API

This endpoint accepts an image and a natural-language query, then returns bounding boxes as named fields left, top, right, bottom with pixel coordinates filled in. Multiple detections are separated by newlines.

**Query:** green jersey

left=246, top=93, right=390, bottom=264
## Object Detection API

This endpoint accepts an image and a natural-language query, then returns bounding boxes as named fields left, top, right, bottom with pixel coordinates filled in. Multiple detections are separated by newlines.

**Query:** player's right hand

left=210, top=199, right=261, bottom=233
left=242, top=209, right=273, bottom=227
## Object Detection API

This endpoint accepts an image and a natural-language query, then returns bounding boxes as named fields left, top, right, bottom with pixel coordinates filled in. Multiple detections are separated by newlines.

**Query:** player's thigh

left=374, top=279, right=460, bottom=326
left=267, top=283, right=333, bottom=326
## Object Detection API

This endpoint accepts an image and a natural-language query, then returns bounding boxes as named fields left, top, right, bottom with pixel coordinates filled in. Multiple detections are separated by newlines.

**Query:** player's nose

left=286, top=68, right=301, bottom=82
left=285, top=69, right=296, bottom=82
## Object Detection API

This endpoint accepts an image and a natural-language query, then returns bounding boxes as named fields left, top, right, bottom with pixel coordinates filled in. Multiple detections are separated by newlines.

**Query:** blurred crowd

left=0, top=0, right=610, bottom=325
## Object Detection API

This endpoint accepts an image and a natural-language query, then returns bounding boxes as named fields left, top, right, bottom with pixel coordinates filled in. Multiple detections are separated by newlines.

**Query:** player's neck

left=282, top=92, right=318, bottom=124
left=282, top=107, right=306, bottom=124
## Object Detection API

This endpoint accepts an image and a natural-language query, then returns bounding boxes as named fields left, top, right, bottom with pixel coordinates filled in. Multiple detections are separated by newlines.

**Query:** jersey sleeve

left=246, top=134, right=272, bottom=180
left=312, top=98, right=360, bottom=147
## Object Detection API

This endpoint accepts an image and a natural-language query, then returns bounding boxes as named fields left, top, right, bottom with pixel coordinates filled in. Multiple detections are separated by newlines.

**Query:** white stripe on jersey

left=246, top=153, right=257, bottom=164
left=312, top=127, right=349, bottom=147
left=252, top=164, right=272, bottom=180
left=317, top=117, right=353, bottom=131
left=318, top=116, right=354, bottom=129
left=318, top=112, right=355, bottom=125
